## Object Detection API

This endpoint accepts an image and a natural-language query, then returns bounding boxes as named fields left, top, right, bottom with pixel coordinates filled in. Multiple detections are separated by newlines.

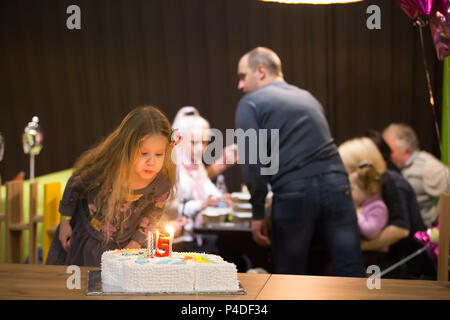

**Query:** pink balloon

left=414, top=230, right=430, bottom=243
left=397, top=0, right=433, bottom=20
left=414, top=223, right=440, bottom=260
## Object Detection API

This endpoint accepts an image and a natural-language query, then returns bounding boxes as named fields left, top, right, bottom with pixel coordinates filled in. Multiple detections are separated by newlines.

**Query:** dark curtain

left=0, top=0, right=443, bottom=191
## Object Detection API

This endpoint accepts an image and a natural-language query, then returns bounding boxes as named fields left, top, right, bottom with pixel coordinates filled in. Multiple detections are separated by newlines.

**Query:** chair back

left=28, top=181, right=42, bottom=264
left=43, top=182, right=61, bottom=263
left=438, top=192, right=450, bottom=281
left=0, top=182, right=5, bottom=262
left=5, top=180, right=25, bottom=263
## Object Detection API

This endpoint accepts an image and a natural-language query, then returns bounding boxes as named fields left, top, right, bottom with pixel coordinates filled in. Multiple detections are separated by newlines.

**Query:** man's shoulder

left=418, top=150, right=443, bottom=163
left=409, top=151, right=447, bottom=171
left=403, top=151, right=449, bottom=184
left=238, top=81, right=313, bottom=107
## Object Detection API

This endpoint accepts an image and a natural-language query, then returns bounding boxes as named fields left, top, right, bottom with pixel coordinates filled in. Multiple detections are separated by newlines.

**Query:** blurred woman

left=169, top=106, right=234, bottom=253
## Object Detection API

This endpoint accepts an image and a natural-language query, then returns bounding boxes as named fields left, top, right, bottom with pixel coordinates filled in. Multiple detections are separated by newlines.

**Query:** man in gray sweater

left=235, top=47, right=364, bottom=276
left=383, top=123, right=450, bottom=227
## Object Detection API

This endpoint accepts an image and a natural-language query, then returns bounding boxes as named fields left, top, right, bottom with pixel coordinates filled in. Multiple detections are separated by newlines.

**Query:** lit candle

left=155, top=225, right=174, bottom=257
left=150, top=232, right=154, bottom=257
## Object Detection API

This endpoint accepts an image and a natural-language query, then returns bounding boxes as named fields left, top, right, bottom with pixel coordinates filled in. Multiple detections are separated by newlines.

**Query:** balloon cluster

left=397, top=0, right=450, bottom=60
left=414, top=221, right=440, bottom=260
left=22, top=116, right=43, bottom=156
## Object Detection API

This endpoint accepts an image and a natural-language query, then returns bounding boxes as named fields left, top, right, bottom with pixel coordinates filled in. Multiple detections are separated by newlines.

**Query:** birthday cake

left=101, top=249, right=239, bottom=293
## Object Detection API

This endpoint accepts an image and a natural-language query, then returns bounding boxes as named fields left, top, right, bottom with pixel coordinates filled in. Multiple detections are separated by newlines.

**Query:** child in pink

left=350, top=161, right=389, bottom=252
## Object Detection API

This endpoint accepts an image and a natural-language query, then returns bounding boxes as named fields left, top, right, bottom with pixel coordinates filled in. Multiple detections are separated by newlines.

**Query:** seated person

left=339, top=137, right=410, bottom=270
left=349, top=161, right=388, bottom=253
left=366, top=130, right=434, bottom=279
left=383, top=123, right=450, bottom=227
left=168, top=106, right=232, bottom=253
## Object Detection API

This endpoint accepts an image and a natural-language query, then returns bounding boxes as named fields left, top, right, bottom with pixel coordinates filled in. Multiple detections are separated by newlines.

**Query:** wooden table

left=0, top=264, right=448, bottom=300
left=0, top=264, right=270, bottom=300
left=257, top=274, right=450, bottom=300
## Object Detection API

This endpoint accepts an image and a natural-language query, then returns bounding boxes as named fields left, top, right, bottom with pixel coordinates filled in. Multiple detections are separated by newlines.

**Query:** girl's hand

left=125, top=240, right=141, bottom=249
left=223, top=193, right=232, bottom=207
left=202, top=195, right=219, bottom=209
left=59, top=218, right=72, bottom=252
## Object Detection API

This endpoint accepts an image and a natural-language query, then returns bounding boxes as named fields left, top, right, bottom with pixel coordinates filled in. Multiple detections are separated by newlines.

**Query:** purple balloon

left=429, top=7, right=450, bottom=60
left=397, top=0, right=433, bottom=20
left=432, top=0, right=449, bottom=14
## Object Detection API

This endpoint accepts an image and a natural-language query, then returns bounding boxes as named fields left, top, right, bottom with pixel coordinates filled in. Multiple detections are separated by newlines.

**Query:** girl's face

left=349, top=172, right=368, bottom=207
left=132, top=134, right=168, bottom=188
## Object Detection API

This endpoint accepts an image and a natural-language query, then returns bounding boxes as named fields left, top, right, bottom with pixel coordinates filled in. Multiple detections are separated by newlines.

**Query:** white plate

left=233, top=203, right=252, bottom=210
left=202, top=207, right=232, bottom=216
left=231, top=192, right=251, bottom=201
left=232, top=212, right=252, bottom=219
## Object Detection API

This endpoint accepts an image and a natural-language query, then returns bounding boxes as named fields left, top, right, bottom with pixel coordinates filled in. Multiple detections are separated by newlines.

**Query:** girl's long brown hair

left=71, top=106, right=176, bottom=229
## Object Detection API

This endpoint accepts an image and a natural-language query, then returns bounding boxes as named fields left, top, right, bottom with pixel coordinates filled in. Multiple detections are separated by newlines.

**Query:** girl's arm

left=181, top=197, right=220, bottom=217
left=58, top=175, right=81, bottom=251
left=59, top=216, right=72, bottom=252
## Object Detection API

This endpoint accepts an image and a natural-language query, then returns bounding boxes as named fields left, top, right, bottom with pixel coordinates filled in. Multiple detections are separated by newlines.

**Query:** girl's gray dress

left=46, top=173, right=171, bottom=267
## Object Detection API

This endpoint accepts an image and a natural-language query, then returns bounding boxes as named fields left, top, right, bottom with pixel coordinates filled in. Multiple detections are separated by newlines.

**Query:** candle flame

left=165, top=225, right=175, bottom=237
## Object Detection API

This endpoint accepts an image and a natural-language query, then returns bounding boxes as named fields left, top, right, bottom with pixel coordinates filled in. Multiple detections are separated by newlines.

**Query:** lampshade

left=259, top=0, right=363, bottom=4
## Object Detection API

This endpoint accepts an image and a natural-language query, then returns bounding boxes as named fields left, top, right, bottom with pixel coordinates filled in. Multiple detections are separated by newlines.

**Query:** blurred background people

left=383, top=123, right=450, bottom=227
left=168, top=106, right=235, bottom=253
left=340, top=135, right=434, bottom=279
left=367, top=130, right=435, bottom=279
left=349, top=162, right=388, bottom=252
left=235, top=47, right=364, bottom=277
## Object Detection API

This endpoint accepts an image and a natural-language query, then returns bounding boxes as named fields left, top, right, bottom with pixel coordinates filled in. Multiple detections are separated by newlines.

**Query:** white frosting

left=101, top=249, right=239, bottom=293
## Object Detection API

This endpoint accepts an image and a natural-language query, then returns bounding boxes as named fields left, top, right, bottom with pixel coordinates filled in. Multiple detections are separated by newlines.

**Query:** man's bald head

left=245, top=47, right=283, bottom=77
left=237, top=47, right=284, bottom=93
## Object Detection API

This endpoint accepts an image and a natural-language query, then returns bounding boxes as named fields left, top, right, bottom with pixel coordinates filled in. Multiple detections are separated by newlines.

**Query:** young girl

left=46, top=106, right=177, bottom=267
left=349, top=161, right=389, bottom=252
